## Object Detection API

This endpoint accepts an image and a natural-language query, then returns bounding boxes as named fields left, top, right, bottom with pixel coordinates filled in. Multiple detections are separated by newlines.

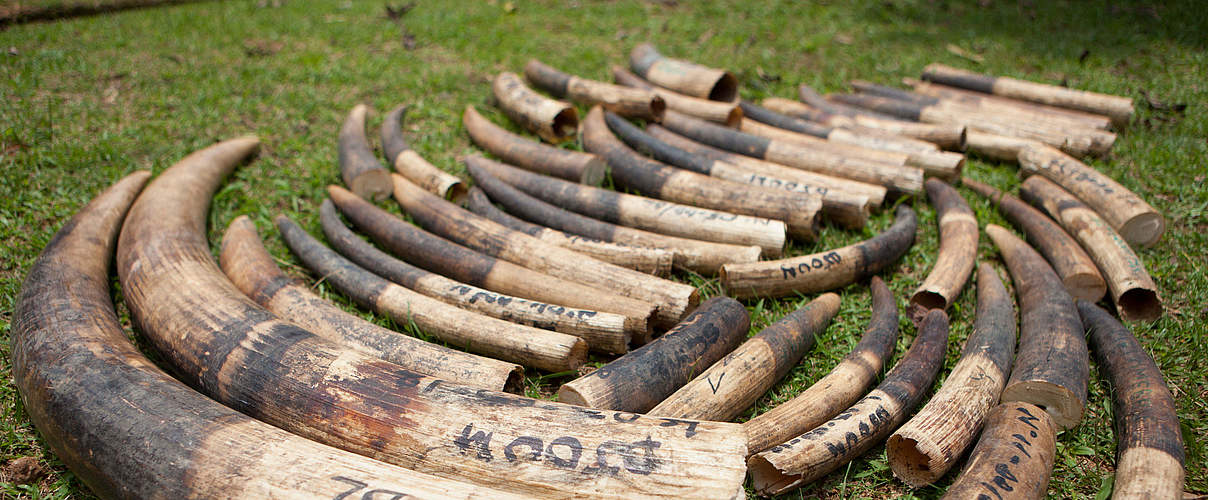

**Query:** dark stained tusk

left=321, top=198, right=641, bottom=342
left=721, top=206, right=917, bottom=299
left=606, top=109, right=872, bottom=229
left=463, top=105, right=607, bottom=185
left=748, top=309, right=951, bottom=496
left=736, top=116, right=914, bottom=168
left=612, top=65, right=742, bottom=126
left=1019, top=176, right=1162, bottom=322
left=1079, top=300, right=1185, bottom=498
left=327, top=185, right=656, bottom=337
left=905, top=77, right=1114, bottom=131
left=628, top=43, right=738, bottom=102
left=939, top=402, right=1058, bottom=500
left=492, top=71, right=579, bottom=143
left=557, top=297, right=750, bottom=413
left=381, top=104, right=467, bottom=202
left=464, top=187, right=674, bottom=276
left=921, top=63, right=1134, bottom=126
left=646, top=123, right=889, bottom=206
left=220, top=214, right=523, bottom=390
left=586, top=107, right=823, bottom=241
left=338, top=104, right=392, bottom=200
left=829, top=93, right=1114, bottom=158
left=889, top=263, right=1017, bottom=486
left=465, top=157, right=762, bottom=274
left=1018, top=144, right=1164, bottom=247
left=986, top=224, right=1088, bottom=430
left=799, top=82, right=906, bottom=121
left=964, top=178, right=1105, bottom=301
left=761, top=97, right=967, bottom=151
left=391, top=172, right=698, bottom=328
left=524, top=59, right=665, bottom=122
left=648, top=293, right=841, bottom=421
left=908, top=179, right=978, bottom=320
left=11, top=173, right=533, bottom=500
left=660, top=109, right=925, bottom=194
left=276, top=214, right=594, bottom=365
left=743, top=277, right=900, bottom=455
left=113, top=137, right=749, bottom=498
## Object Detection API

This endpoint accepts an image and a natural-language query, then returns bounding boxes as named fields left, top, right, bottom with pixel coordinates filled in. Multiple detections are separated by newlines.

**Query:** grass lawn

left=2, top=0, right=1205, bottom=497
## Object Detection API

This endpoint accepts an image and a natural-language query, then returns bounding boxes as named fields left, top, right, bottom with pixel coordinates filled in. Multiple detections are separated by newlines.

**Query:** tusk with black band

left=525, top=59, right=665, bottom=122
left=904, top=77, right=1114, bottom=131
left=557, top=297, right=750, bottom=413
left=492, top=71, right=579, bottom=143
left=1019, top=176, right=1161, bottom=322
left=586, top=107, right=823, bottom=241
left=463, top=105, right=607, bottom=185
left=628, top=43, right=738, bottom=102
left=391, top=172, right=698, bottom=328
left=908, top=179, right=978, bottom=321
left=381, top=104, right=467, bottom=202
left=761, top=96, right=967, bottom=151
left=465, top=187, right=674, bottom=276
left=720, top=206, right=917, bottom=299
left=220, top=215, right=523, bottom=390
left=920, top=63, right=1133, bottom=126
left=743, top=277, right=900, bottom=455
left=338, top=104, right=392, bottom=200
left=648, top=293, right=840, bottom=421
left=747, top=309, right=951, bottom=496
left=114, top=136, right=749, bottom=499
left=963, top=178, right=1105, bottom=301
left=986, top=224, right=1088, bottom=430
left=612, top=65, right=742, bottom=126
left=888, top=263, right=1017, bottom=486
left=466, top=158, right=758, bottom=275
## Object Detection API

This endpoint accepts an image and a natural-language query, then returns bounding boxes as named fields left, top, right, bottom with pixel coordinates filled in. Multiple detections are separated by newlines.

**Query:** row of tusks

left=12, top=45, right=1180, bottom=499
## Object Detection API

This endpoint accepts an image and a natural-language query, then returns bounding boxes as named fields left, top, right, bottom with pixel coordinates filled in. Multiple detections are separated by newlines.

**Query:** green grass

left=2, top=0, right=1205, bottom=498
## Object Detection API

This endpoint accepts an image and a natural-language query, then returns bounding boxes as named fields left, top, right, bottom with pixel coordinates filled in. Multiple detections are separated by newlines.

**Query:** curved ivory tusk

left=557, top=297, right=750, bottom=413
left=380, top=104, right=467, bottom=202
left=628, top=43, right=738, bottom=102
left=889, top=263, right=1017, bottom=486
left=587, top=107, right=822, bottom=241
left=605, top=109, right=871, bottom=230
left=113, top=137, right=749, bottom=498
left=1019, top=144, right=1164, bottom=247
left=338, top=104, right=392, bottom=200
left=468, top=153, right=779, bottom=259
left=964, top=178, right=1105, bottom=301
left=939, top=402, right=1058, bottom=500
left=743, top=277, right=900, bottom=454
left=219, top=215, right=523, bottom=390
left=1078, top=301, right=1185, bottom=499
left=612, top=65, right=742, bottom=126
left=463, top=105, right=607, bottom=185
left=327, top=185, right=656, bottom=336
left=391, top=172, right=698, bottom=328
left=648, top=293, right=840, bottom=421
left=492, top=71, right=579, bottom=143
left=720, top=206, right=917, bottom=299
left=908, top=179, right=978, bottom=320
left=646, top=123, right=889, bottom=206
left=829, top=93, right=1113, bottom=158
left=904, top=78, right=1114, bottom=131
left=748, top=309, right=950, bottom=495
left=761, top=97, right=967, bottom=151
left=660, top=109, right=925, bottom=194
left=464, top=187, right=674, bottom=276
left=12, top=172, right=533, bottom=500
left=466, top=157, right=761, bottom=275
left=921, top=63, right=1134, bottom=126
left=986, top=224, right=1088, bottom=430
left=799, top=83, right=904, bottom=121
left=276, top=214, right=594, bottom=363
left=525, top=59, right=665, bottom=122
left=1019, top=176, right=1161, bottom=322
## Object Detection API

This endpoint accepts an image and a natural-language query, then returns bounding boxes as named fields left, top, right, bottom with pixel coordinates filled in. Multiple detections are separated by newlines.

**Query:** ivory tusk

left=763, top=95, right=967, bottom=151
left=338, top=104, right=392, bottom=200
left=908, top=179, right=978, bottom=321
left=492, top=71, right=579, bottom=143
left=921, top=63, right=1133, bottom=126
left=628, top=43, right=738, bottom=102
left=986, top=224, right=1088, bottom=430
left=463, top=105, right=607, bottom=185
left=612, top=65, right=742, bottom=126
left=220, top=214, right=523, bottom=390
left=525, top=59, right=665, bottom=122
left=720, top=206, right=917, bottom=299
left=381, top=104, right=467, bottom=202
left=939, top=402, right=1058, bottom=500
left=905, top=78, right=1114, bottom=131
